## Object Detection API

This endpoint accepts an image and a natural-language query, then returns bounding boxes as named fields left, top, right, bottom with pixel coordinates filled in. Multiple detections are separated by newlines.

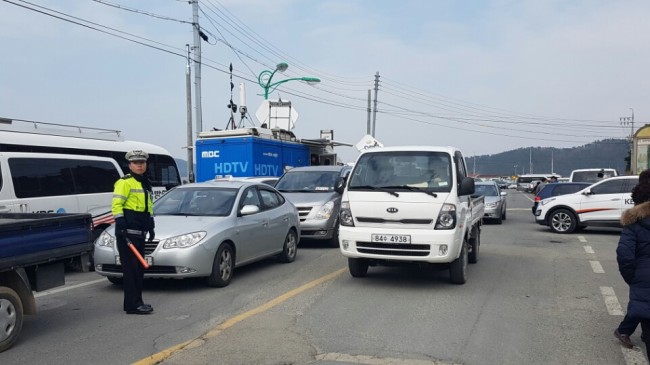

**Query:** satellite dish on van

left=355, top=134, right=384, bottom=152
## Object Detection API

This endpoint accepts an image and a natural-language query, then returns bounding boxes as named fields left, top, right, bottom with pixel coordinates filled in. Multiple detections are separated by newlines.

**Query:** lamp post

left=514, top=165, right=518, bottom=176
left=257, top=62, right=320, bottom=100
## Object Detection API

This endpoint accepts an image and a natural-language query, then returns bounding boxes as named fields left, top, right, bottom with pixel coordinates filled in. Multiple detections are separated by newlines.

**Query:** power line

left=90, top=0, right=192, bottom=24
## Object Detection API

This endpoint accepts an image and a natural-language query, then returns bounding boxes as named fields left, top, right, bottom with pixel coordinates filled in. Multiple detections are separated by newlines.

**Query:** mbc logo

left=201, top=150, right=220, bottom=158
left=386, top=207, right=398, bottom=213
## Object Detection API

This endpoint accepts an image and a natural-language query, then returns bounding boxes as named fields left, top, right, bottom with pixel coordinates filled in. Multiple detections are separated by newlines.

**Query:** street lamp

left=257, top=62, right=320, bottom=100
left=514, top=165, right=518, bottom=176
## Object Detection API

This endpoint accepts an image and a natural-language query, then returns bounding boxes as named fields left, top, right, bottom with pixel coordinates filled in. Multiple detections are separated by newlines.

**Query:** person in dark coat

left=615, top=169, right=650, bottom=353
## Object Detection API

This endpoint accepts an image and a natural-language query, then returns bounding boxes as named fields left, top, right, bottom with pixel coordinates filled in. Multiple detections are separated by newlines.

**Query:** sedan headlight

left=314, top=201, right=335, bottom=220
left=96, top=229, right=115, bottom=248
left=485, top=202, right=498, bottom=208
left=161, top=232, right=207, bottom=249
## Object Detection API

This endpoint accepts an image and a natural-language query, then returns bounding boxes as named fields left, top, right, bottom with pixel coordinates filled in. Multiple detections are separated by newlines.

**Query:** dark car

left=531, top=182, right=591, bottom=214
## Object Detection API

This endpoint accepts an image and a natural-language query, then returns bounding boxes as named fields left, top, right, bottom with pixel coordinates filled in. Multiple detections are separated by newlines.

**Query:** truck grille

left=356, top=242, right=430, bottom=256
left=356, top=217, right=433, bottom=224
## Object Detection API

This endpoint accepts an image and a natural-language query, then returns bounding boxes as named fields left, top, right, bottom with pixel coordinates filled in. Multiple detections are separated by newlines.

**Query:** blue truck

left=195, top=128, right=311, bottom=182
left=0, top=212, right=93, bottom=352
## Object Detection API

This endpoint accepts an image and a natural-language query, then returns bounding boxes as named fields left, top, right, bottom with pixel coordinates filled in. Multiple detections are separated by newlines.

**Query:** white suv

left=534, top=176, right=638, bottom=233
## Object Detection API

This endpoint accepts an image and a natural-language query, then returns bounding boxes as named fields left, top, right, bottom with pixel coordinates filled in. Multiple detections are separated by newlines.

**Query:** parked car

left=534, top=176, right=638, bottom=233
left=474, top=181, right=507, bottom=224
left=94, top=180, right=300, bottom=287
left=274, top=165, right=351, bottom=247
left=495, top=180, right=509, bottom=189
left=532, top=182, right=591, bottom=214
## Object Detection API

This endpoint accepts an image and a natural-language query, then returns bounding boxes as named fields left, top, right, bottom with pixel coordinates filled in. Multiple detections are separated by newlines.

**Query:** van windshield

left=571, top=170, right=616, bottom=183
left=348, top=151, right=453, bottom=193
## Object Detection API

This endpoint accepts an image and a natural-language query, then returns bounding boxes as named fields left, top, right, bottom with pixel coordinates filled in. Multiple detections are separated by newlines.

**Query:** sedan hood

left=483, top=196, right=501, bottom=204
left=152, top=215, right=226, bottom=238
left=281, top=191, right=339, bottom=206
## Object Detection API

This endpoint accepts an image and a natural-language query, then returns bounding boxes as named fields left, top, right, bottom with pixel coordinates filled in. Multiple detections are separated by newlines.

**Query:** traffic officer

left=112, top=150, right=155, bottom=315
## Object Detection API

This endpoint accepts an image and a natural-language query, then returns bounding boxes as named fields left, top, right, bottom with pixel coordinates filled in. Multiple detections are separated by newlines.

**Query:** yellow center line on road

left=133, top=267, right=347, bottom=365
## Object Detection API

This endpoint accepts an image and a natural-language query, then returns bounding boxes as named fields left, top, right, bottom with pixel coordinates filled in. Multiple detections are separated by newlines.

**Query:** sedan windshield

left=275, top=171, right=340, bottom=192
left=474, top=184, right=499, bottom=196
left=154, top=187, right=238, bottom=216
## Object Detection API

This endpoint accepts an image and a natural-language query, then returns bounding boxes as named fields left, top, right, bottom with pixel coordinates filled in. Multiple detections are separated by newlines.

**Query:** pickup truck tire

left=278, top=230, right=298, bottom=263
left=468, top=227, right=480, bottom=264
left=348, top=258, right=369, bottom=277
left=549, top=209, right=577, bottom=234
left=0, top=287, right=23, bottom=353
left=449, top=239, right=468, bottom=284
left=206, top=243, right=234, bottom=287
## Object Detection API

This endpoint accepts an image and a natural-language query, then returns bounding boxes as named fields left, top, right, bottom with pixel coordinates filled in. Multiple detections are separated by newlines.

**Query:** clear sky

left=1, top=0, right=648, bottom=163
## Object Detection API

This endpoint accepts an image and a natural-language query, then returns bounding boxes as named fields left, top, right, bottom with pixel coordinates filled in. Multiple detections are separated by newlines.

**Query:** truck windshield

left=348, top=151, right=453, bottom=193
left=275, top=171, right=340, bottom=192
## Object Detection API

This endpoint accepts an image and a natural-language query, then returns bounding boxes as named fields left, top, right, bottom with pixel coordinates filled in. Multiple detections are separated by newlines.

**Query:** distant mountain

left=465, top=138, right=629, bottom=177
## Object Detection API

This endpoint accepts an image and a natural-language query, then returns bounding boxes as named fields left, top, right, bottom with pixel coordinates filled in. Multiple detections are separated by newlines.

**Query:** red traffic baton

left=126, top=238, right=150, bottom=269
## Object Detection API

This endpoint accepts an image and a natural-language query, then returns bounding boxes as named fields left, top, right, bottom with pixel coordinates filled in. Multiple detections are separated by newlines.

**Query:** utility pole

left=371, top=72, right=380, bottom=137
left=620, top=108, right=634, bottom=173
left=529, top=148, right=533, bottom=174
left=185, top=44, right=194, bottom=183
left=366, top=90, right=371, bottom=135
left=551, top=149, right=554, bottom=174
left=191, top=0, right=203, bottom=137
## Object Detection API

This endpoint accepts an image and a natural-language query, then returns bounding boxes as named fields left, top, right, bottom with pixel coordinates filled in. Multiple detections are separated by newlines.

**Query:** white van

left=336, top=146, right=483, bottom=284
left=0, top=152, right=123, bottom=236
left=569, top=168, right=618, bottom=183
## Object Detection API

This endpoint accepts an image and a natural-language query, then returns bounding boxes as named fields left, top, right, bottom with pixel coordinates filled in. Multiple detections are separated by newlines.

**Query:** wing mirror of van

left=334, top=177, right=346, bottom=194
left=459, top=177, right=475, bottom=196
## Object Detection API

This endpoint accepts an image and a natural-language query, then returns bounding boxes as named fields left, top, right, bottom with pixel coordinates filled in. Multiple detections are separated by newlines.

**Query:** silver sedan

left=474, top=181, right=507, bottom=224
left=94, top=180, right=300, bottom=287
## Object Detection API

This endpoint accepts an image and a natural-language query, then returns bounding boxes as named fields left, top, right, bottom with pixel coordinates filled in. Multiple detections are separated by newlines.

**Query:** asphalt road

left=1, top=190, right=647, bottom=365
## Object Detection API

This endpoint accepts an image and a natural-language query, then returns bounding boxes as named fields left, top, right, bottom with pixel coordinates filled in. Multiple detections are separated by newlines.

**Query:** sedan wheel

left=206, top=244, right=234, bottom=287
left=549, top=209, right=577, bottom=234
left=278, top=230, right=298, bottom=263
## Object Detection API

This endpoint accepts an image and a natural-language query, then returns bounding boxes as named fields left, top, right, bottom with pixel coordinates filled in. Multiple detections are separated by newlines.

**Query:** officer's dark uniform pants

left=116, top=234, right=145, bottom=311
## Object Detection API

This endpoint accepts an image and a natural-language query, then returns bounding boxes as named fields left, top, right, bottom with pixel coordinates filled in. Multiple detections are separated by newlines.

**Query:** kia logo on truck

left=386, top=207, right=398, bottom=213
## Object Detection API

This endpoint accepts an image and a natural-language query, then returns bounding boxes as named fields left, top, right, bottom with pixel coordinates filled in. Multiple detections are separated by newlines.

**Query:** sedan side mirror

left=582, top=188, right=593, bottom=196
left=334, top=177, right=346, bottom=194
left=501, top=191, right=507, bottom=196
left=240, top=205, right=260, bottom=216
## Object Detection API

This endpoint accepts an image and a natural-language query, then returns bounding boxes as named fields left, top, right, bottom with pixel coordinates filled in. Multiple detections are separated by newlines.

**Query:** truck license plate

left=371, top=234, right=411, bottom=244
left=116, top=255, right=154, bottom=266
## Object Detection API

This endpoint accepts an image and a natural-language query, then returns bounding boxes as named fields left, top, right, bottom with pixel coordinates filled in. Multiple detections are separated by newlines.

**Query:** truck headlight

left=435, top=203, right=456, bottom=230
left=339, top=201, right=354, bottom=227
left=161, top=232, right=207, bottom=249
left=315, top=201, right=335, bottom=220
left=96, top=230, right=115, bottom=248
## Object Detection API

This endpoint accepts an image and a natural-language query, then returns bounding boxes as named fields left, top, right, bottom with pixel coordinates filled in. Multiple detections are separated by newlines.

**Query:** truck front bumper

left=338, top=226, right=460, bottom=263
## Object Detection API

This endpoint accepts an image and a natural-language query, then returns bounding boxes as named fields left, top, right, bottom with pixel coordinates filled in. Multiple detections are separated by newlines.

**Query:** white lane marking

left=621, top=346, right=649, bottom=365
left=34, top=278, right=106, bottom=298
left=316, top=353, right=459, bottom=365
left=601, top=286, right=624, bottom=316
left=578, top=235, right=587, bottom=243
left=584, top=246, right=595, bottom=254
left=590, top=261, right=605, bottom=273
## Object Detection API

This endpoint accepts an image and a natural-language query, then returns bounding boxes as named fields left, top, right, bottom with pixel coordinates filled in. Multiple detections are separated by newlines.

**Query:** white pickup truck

left=336, top=146, right=483, bottom=284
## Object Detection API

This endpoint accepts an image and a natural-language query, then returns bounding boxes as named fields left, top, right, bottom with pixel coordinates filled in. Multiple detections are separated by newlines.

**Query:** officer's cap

left=126, top=150, right=149, bottom=162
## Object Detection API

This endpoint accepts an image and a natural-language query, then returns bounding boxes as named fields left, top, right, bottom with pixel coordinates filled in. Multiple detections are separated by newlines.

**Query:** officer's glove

left=147, top=229, right=155, bottom=242
left=114, top=217, right=127, bottom=238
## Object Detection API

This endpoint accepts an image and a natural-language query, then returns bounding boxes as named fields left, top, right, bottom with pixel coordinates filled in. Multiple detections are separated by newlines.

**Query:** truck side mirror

left=459, top=177, right=475, bottom=196
left=334, top=177, right=346, bottom=194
